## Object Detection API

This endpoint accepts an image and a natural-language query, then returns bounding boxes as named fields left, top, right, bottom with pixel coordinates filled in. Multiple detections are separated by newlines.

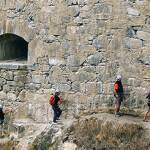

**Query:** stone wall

left=0, top=0, right=150, bottom=121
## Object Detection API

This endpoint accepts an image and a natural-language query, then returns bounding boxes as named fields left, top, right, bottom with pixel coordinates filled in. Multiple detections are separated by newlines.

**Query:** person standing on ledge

left=114, top=75, right=124, bottom=117
left=143, top=92, right=150, bottom=122
left=0, top=104, right=5, bottom=125
left=50, top=90, right=62, bottom=123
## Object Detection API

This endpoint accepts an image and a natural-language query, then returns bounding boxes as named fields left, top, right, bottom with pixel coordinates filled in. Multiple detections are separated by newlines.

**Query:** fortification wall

left=0, top=0, right=150, bottom=120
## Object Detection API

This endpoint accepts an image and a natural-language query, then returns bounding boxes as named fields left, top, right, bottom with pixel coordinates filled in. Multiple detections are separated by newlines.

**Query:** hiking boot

left=143, top=119, right=148, bottom=122
left=115, top=112, right=121, bottom=117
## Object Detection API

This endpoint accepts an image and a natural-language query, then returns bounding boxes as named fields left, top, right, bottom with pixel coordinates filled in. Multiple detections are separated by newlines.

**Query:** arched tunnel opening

left=0, top=33, right=28, bottom=61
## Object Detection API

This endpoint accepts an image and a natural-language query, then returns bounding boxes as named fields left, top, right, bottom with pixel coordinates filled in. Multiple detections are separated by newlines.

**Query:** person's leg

left=115, top=97, right=121, bottom=116
left=52, top=106, right=58, bottom=123
left=144, top=106, right=150, bottom=121
left=115, top=97, right=121, bottom=113
left=0, top=120, right=4, bottom=136
left=55, top=106, right=62, bottom=120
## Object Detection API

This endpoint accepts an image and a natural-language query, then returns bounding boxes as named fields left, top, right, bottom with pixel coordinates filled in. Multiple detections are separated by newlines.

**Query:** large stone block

left=136, top=31, right=150, bottom=41
left=77, top=71, right=96, bottom=83
left=127, top=7, right=140, bottom=16
left=69, top=5, right=80, bottom=17
left=123, top=37, right=143, bottom=49
left=32, top=75, right=46, bottom=84
left=87, top=52, right=103, bottom=66
left=0, top=91, right=7, bottom=100
left=67, top=55, right=80, bottom=67
left=0, top=77, right=6, bottom=85
left=97, top=81, right=103, bottom=94
left=52, top=83, right=71, bottom=92
left=7, top=92, right=17, bottom=101
left=66, top=0, right=78, bottom=6
left=14, top=75, right=27, bottom=83
left=85, top=82, right=97, bottom=96
left=71, top=81, right=80, bottom=92
left=3, top=85, right=16, bottom=92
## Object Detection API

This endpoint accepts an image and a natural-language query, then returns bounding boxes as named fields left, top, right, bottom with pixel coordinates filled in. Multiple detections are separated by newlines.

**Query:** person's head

left=116, top=75, right=122, bottom=81
left=51, top=88, right=55, bottom=95
left=0, top=104, right=3, bottom=111
left=55, top=90, right=60, bottom=96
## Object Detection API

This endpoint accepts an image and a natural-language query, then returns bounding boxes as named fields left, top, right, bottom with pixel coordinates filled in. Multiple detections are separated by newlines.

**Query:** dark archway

left=0, top=33, right=28, bottom=60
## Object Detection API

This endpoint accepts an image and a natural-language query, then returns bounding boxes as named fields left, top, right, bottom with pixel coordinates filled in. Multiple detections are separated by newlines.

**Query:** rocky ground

left=1, top=111, right=150, bottom=150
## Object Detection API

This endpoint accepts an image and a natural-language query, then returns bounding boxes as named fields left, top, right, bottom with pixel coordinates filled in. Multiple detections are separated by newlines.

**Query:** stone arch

left=0, top=20, right=36, bottom=63
left=2, top=20, right=35, bottom=43
left=0, top=33, right=28, bottom=60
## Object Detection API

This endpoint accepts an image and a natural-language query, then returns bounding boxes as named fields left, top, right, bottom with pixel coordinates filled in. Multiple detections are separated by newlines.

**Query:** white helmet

left=116, top=75, right=122, bottom=81
left=50, top=88, right=56, bottom=95
left=55, top=89, right=60, bottom=93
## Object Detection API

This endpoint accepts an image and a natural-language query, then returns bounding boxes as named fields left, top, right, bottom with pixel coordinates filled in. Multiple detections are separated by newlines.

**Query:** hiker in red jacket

left=114, top=75, right=124, bottom=117
left=50, top=90, right=62, bottom=123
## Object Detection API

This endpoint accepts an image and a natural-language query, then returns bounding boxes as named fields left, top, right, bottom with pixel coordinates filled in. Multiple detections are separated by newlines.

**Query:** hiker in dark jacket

left=114, top=75, right=124, bottom=117
left=52, top=91, right=62, bottom=123
left=143, top=92, right=150, bottom=122
left=0, top=105, right=5, bottom=125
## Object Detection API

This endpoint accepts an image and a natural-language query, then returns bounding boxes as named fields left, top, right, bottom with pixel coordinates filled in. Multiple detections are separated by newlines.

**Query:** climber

left=0, top=104, right=13, bottom=125
left=114, top=75, right=124, bottom=117
left=0, top=104, right=5, bottom=125
left=50, top=90, right=62, bottom=123
left=143, top=92, right=150, bottom=122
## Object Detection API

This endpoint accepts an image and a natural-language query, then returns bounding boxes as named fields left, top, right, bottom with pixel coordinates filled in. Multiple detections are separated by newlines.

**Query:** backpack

left=49, top=95, right=55, bottom=106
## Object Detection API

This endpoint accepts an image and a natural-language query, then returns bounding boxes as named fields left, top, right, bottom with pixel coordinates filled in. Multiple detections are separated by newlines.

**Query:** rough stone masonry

left=0, top=0, right=150, bottom=122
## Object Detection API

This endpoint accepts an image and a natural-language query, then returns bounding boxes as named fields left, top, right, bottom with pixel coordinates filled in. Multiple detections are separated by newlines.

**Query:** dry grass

left=0, top=140, right=17, bottom=150
left=67, top=117, right=150, bottom=150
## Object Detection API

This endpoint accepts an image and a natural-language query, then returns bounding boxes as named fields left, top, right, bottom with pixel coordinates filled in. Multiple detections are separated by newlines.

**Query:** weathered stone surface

left=52, top=83, right=71, bottom=92
left=63, top=142, right=77, bottom=150
left=69, top=5, right=80, bottom=17
left=97, top=81, right=103, bottom=94
left=77, top=70, right=96, bottom=83
left=66, top=0, right=78, bottom=6
left=87, top=52, right=103, bottom=66
left=18, top=90, right=27, bottom=102
left=127, top=7, right=140, bottom=16
left=32, top=75, right=46, bottom=84
left=136, top=31, right=150, bottom=41
left=14, top=75, right=27, bottom=83
left=0, top=71, right=13, bottom=80
left=0, top=78, right=6, bottom=85
left=0, top=91, right=7, bottom=100
left=85, top=82, right=97, bottom=95
left=7, top=92, right=17, bottom=101
left=71, top=81, right=80, bottom=92
left=124, top=37, right=143, bottom=49
left=0, top=0, right=149, bottom=121
left=67, top=55, right=80, bottom=67
left=25, top=83, right=41, bottom=90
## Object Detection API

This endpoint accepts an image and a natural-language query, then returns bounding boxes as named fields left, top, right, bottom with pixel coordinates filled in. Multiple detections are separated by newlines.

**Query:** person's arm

left=59, top=96, right=63, bottom=104
left=114, top=83, right=119, bottom=97
left=146, top=93, right=150, bottom=99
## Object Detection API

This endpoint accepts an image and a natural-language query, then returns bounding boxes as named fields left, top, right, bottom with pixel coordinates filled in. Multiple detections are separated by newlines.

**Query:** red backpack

left=49, top=95, right=55, bottom=105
